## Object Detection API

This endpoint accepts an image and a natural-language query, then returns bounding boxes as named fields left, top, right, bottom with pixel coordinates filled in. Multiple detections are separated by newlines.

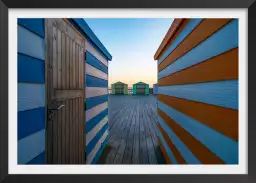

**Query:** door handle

left=48, top=104, right=65, bottom=120
left=49, top=104, right=65, bottom=111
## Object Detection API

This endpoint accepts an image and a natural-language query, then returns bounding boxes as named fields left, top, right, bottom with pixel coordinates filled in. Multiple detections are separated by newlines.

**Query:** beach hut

left=111, top=81, right=128, bottom=95
left=153, top=84, right=158, bottom=95
left=132, top=82, right=149, bottom=95
left=18, top=18, right=112, bottom=165
left=154, top=18, right=238, bottom=164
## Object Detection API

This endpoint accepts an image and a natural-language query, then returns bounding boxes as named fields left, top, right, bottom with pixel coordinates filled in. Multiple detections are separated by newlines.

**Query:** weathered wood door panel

left=45, top=18, right=85, bottom=164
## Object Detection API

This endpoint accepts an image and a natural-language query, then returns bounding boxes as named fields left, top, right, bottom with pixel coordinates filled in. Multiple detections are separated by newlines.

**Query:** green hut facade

left=111, top=81, right=128, bottom=95
left=133, top=82, right=149, bottom=95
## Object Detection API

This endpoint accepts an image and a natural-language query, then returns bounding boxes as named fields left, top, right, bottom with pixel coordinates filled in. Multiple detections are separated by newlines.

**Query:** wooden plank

left=52, top=25, right=57, bottom=89
left=61, top=100, right=66, bottom=163
left=76, top=98, right=79, bottom=163
left=71, top=99, right=74, bottom=163
left=69, top=38, right=73, bottom=89
left=139, top=100, right=149, bottom=164
left=66, top=36, right=70, bottom=89
left=79, top=97, right=82, bottom=163
left=75, top=98, right=78, bottom=163
left=109, top=102, right=129, bottom=130
left=57, top=29, right=62, bottom=89
left=113, top=101, right=136, bottom=164
left=122, top=102, right=136, bottom=164
left=61, top=32, right=66, bottom=89
left=80, top=98, right=84, bottom=163
left=70, top=99, right=73, bottom=164
left=76, top=43, right=79, bottom=89
left=72, top=41, right=76, bottom=89
left=144, top=104, right=165, bottom=164
left=132, top=101, right=140, bottom=164
left=54, top=90, right=84, bottom=99
left=65, top=99, right=70, bottom=163
left=79, top=45, right=83, bottom=89
left=57, top=100, right=62, bottom=164
left=46, top=19, right=54, bottom=164
left=98, top=96, right=165, bottom=164
left=105, top=102, right=134, bottom=163
left=142, top=106, right=158, bottom=164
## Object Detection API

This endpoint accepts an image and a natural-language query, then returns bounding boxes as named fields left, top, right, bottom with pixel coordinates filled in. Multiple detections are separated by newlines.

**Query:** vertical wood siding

left=18, top=19, right=46, bottom=164
left=155, top=18, right=238, bottom=164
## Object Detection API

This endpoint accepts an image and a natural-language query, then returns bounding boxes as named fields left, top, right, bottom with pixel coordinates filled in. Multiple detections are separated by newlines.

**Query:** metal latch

left=48, top=104, right=65, bottom=120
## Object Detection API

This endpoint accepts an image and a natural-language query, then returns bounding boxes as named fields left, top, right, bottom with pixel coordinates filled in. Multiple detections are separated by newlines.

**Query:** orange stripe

left=157, top=136, right=172, bottom=164
left=158, top=95, right=238, bottom=140
left=158, top=109, right=225, bottom=164
left=158, top=18, right=233, bottom=71
left=154, top=19, right=186, bottom=60
left=158, top=124, right=187, bottom=164
left=159, top=48, right=238, bottom=86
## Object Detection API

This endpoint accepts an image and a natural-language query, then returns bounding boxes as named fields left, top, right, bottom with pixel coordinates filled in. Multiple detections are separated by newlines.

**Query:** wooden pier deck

left=97, top=95, right=166, bottom=164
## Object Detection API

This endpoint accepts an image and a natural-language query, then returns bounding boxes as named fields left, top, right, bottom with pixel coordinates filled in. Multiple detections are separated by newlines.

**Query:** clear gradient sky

left=84, top=18, right=174, bottom=87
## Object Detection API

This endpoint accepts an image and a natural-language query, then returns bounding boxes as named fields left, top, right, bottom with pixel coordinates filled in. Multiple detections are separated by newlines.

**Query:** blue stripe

left=18, top=83, right=45, bottom=112
left=158, top=116, right=201, bottom=164
left=27, top=151, right=45, bottom=164
left=86, top=75, right=108, bottom=88
left=18, top=53, right=45, bottom=84
left=158, top=19, right=203, bottom=65
left=86, top=122, right=108, bottom=156
left=156, top=128, right=177, bottom=164
left=86, top=108, right=108, bottom=133
left=18, top=25, right=45, bottom=61
left=69, top=18, right=112, bottom=61
left=91, top=135, right=108, bottom=164
left=159, top=19, right=238, bottom=79
left=86, top=52, right=108, bottom=74
left=158, top=101, right=238, bottom=164
left=18, top=107, right=45, bottom=140
left=18, top=18, right=45, bottom=38
left=18, top=129, right=45, bottom=164
left=87, top=95, right=108, bottom=110
left=158, top=80, right=238, bottom=110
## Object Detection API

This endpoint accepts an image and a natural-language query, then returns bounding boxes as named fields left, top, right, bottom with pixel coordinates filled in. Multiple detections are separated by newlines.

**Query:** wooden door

left=45, top=18, right=85, bottom=164
left=136, top=88, right=145, bottom=94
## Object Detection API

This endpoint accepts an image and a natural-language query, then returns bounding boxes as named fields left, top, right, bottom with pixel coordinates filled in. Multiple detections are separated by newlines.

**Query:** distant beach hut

left=132, top=82, right=149, bottom=95
left=111, top=81, right=128, bottom=95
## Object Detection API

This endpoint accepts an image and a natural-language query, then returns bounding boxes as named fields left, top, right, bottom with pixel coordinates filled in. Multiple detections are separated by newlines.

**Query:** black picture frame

left=0, top=0, right=254, bottom=182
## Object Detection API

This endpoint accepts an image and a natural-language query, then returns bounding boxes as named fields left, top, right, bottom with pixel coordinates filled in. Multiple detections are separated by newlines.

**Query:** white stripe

left=86, top=130, right=108, bottom=164
left=86, top=87, right=108, bottom=98
left=86, top=102, right=108, bottom=122
left=86, top=63, right=108, bottom=80
left=86, top=39, right=108, bottom=66
left=18, top=25, right=45, bottom=60
left=18, top=129, right=45, bottom=164
left=18, top=83, right=45, bottom=111
left=86, top=116, right=108, bottom=145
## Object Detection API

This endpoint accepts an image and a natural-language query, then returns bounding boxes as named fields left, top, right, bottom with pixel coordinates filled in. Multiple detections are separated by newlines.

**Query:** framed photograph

left=0, top=0, right=253, bottom=182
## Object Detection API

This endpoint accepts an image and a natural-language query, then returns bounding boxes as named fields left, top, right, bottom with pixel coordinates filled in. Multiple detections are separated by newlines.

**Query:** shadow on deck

left=97, top=95, right=166, bottom=164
